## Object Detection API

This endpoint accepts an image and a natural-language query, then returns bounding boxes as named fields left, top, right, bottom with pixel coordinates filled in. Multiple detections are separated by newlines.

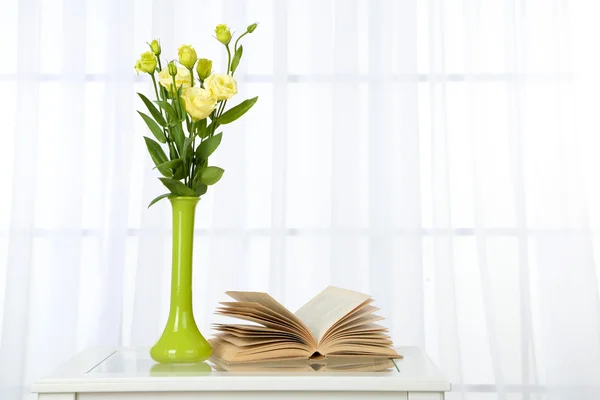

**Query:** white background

left=1, top=0, right=600, bottom=399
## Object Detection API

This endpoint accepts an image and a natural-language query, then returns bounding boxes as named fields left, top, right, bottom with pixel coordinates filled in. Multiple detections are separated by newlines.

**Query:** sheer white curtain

left=1, top=0, right=600, bottom=399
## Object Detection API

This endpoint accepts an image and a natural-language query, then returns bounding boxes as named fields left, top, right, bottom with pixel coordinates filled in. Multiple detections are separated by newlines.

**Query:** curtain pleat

left=268, top=0, right=289, bottom=302
left=0, top=0, right=41, bottom=397
left=428, top=0, right=464, bottom=394
left=331, top=0, right=360, bottom=290
left=464, top=1, right=506, bottom=397
left=96, top=0, right=135, bottom=347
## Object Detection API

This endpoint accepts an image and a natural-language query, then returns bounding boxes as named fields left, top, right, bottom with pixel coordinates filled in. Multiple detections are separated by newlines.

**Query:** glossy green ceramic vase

left=150, top=196, right=212, bottom=363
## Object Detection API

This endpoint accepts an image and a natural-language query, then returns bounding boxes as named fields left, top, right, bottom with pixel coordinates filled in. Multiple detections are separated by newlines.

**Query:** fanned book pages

left=209, top=286, right=402, bottom=363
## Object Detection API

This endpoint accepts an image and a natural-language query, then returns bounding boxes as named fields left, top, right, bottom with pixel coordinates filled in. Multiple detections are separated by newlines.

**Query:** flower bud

left=196, top=58, right=213, bottom=81
left=247, top=23, right=258, bottom=33
left=215, top=24, right=232, bottom=45
left=178, top=44, right=197, bottom=70
left=149, top=39, right=161, bottom=56
left=134, top=51, right=157, bottom=74
left=168, top=61, right=178, bottom=77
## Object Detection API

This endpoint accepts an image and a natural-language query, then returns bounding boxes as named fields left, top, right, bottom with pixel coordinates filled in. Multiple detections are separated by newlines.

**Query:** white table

left=31, top=346, right=451, bottom=400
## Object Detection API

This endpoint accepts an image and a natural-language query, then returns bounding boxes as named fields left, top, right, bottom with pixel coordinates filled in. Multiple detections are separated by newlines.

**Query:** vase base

left=150, top=330, right=212, bottom=364
left=150, top=344, right=212, bottom=364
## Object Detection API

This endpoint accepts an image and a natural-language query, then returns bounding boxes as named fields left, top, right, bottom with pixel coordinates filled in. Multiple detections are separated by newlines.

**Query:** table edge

left=31, top=346, right=452, bottom=394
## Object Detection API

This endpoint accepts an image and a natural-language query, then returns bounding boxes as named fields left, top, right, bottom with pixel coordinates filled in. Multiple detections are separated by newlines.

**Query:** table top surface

left=31, top=346, right=451, bottom=393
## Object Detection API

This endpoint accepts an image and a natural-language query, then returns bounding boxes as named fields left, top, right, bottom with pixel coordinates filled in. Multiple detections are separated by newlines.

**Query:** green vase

left=150, top=196, right=212, bottom=364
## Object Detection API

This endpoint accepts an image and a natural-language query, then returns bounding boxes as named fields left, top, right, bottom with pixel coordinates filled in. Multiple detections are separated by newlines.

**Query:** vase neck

left=169, top=196, right=199, bottom=310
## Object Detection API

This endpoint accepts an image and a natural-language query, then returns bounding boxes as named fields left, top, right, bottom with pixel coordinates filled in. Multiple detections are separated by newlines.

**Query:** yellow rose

left=134, top=51, right=157, bottom=74
left=181, top=87, right=217, bottom=121
left=178, top=44, right=197, bottom=70
left=215, top=24, right=232, bottom=45
left=158, top=66, right=191, bottom=92
left=204, top=73, right=237, bottom=100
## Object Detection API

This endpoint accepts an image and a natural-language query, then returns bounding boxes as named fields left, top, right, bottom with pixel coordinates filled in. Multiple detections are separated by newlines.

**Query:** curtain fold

left=0, top=0, right=41, bottom=397
left=1, top=0, right=600, bottom=399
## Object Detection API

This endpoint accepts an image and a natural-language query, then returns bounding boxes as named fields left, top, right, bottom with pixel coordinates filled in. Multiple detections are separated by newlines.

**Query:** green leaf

left=180, top=97, right=187, bottom=119
left=186, top=116, right=192, bottom=136
left=173, top=166, right=186, bottom=180
left=196, top=133, right=222, bottom=160
left=218, top=96, right=258, bottom=125
left=171, top=124, right=185, bottom=154
left=230, top=45, right=243, bottom=74
left=168, top=142, right=179, bottom=160
left=195, top=182, right=207, bottom=196
left=138, top=93, right=167, bottom=127
left=153, top=158, right=183, bottom=171
left=144, top=137, right=171, bottom=177
left=147, top=193, right=172, bottom=208
left=155, top=100, right=178, bottom=122
left=194, top=118, right=208, bottom=138
left=138, top=111, right=166, bottom=143
left=199, top=166, right=224, bottom=185
left=183, top=137, right=194, bottom=157
left=199, top=120, right=214, bottom=139
left=193, top=164, right=203, bottom=180
left=158, top=178, right=198, bottom=196
left=175, top=85, right=184, bottom=118
left=192, top=167, right=208, bottom=196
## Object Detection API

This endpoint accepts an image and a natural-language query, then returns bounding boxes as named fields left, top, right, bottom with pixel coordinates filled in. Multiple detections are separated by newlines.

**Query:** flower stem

left=171, top=75, right=181, bottom=117
left=150, top=73, right=168, bottom=141
left=190, top=135, right=196, bottom=188
left=234, top=31, right=248, bottom=53
left=226, top=44, right=232, bottom=74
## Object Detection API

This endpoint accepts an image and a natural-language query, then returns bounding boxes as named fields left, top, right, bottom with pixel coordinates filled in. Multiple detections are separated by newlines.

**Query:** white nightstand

left=31, top=346, right=451, bottom=400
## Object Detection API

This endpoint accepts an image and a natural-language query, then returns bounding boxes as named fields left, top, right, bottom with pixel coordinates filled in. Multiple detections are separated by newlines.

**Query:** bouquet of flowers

left=134, top=23, right=258, bottom=207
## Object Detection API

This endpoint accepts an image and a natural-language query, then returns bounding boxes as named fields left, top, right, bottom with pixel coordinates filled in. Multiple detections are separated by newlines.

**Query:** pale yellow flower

left=204, top=73, right=237, bottom=100
left=181, top=87, right=217, bottom=121
left=158, top=66, right=191, bottom=92
left=178, top=44, right=197, bottom=70
left=134, top=51, right=157, bottom=74
left=215, top=24, right=232, bottom=45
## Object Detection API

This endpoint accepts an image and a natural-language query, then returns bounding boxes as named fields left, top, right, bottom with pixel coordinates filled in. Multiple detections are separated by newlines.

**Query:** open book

left=209, top=286, right=401, bottom=363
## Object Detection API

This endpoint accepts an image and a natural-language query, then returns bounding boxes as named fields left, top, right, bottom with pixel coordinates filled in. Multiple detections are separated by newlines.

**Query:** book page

left=216, top=333, right=298, bottom=347
left=294, top=286, right=371, bottom=343
left=333, top=313, right=384, bottom=332
left=212, top=324, right=303, bottom=340
left=320, top=305, right=379, bottom=342
left=322, top=343, right=400, bottom=358
left=220, top=301, right=303, bottom=331
left=209, top=338, right=310, bottom=363
left=214, top=309, right=297, bottom=333
left=224, top=291, right=316, bottom=347
left=217, top=304, right=296, bottom=330
left=328, top=304, right=379, bottom=330
left=225, top=292, right=298, bottom=322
